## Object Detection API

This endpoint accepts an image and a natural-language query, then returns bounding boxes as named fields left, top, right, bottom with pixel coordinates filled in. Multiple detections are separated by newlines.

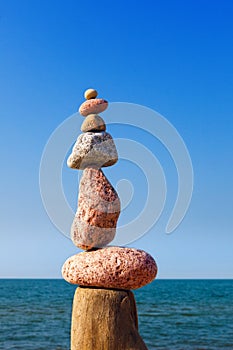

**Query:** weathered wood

left=71, top=287, right=148, bottom=350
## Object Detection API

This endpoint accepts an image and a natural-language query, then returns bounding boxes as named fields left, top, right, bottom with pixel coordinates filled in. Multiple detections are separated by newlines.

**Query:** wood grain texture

left=71, top=287, right=148, bottom=350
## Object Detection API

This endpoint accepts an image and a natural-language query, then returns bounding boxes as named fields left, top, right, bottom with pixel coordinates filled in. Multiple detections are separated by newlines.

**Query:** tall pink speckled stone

left=71, top=168, right=120, bottom=250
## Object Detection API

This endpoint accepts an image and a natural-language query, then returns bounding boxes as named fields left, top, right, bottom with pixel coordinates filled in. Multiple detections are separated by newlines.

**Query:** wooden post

left=71, top=287, right=148, bottom=350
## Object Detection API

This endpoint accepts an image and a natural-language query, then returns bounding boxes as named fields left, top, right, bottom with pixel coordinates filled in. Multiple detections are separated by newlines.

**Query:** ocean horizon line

left=1, top=277, right=232, bottom=280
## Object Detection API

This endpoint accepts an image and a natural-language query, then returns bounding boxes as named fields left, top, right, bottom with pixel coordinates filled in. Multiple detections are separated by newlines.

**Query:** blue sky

left=0, top=0, right=232, bottom=278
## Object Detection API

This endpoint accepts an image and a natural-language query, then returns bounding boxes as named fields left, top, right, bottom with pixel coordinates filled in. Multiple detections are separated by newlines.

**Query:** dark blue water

left=0, top=280, right=232, bottom=349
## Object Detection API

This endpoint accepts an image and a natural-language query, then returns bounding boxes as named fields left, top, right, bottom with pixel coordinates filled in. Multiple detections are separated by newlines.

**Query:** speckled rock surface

left=79, top=98, right=108, bottom=116
left=71, top=220, right=116, bottom=250
left=71, top=168, right=121, bottom=250
left=67, top=132, right=118, bottom=169
left=81, top=114, right=106, bottom=132
left=62, top=247, right=157, bottom=289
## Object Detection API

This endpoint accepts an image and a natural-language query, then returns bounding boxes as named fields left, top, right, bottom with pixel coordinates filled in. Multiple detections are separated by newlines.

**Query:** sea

left=0, top=279, right=232, bottom=350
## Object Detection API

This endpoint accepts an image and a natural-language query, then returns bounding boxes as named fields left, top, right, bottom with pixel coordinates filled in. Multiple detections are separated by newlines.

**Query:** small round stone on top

left=84, top=88, right=98, bottom=100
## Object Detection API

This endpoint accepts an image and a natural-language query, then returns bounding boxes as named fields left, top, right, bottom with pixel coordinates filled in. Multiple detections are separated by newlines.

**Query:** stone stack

left=62, top=89, right=158, bottom=349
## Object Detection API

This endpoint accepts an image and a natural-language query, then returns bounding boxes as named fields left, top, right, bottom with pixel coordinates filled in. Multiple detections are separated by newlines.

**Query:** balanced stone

left=81, top=114, right=106, bottom=132
left=71, top=168, right=120, bottom=250
left=79, top=98, right=108, bottom=116
left=62, top=247, right=157, bottom=289
left=67, top=132, right=118, bottom=169
left=84, top=88, right=98, bottom=100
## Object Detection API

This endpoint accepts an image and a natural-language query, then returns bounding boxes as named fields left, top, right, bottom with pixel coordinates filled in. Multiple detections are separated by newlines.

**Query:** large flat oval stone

left=67, top=132, right=118, bottom=169
left=71, top=168, right=120, bottom=250
left=62, top=247, right=157, bottom=290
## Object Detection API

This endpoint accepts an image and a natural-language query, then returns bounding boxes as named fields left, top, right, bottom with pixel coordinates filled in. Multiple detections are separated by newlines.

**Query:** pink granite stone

left=62, top=246, right=157, bottom=290
left=71, top=168, right=121, bottom=250
left=79, top=98, right=108, bottom=116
